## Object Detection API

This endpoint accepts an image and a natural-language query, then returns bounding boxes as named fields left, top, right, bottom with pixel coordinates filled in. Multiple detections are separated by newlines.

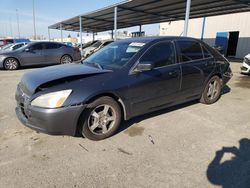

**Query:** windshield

left=82, top=41, right=145, bottom=70
left=91, top=41, right=102, bottom=48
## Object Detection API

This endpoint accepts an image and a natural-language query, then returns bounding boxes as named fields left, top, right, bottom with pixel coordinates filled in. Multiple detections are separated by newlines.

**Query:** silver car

left=0, top=42, right=28, bottom=52
left=0, top=42, right=81, bottom=70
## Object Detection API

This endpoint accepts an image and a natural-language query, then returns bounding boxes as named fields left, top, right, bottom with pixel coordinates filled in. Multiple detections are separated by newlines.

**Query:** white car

left=82, top=40, right=113, bottom=58
left=241, top=54, right=250, bottom=74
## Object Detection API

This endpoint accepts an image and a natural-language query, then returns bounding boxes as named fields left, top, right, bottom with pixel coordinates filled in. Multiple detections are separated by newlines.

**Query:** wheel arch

left=84, top=92, right=127, bottom=120
left=75, top=92, right=128, bottom=136
left=204, top=72, right=223, bottom=86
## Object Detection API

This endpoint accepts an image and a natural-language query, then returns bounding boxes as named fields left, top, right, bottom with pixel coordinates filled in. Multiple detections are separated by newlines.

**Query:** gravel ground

left=0, top=62, right=249, bottom=188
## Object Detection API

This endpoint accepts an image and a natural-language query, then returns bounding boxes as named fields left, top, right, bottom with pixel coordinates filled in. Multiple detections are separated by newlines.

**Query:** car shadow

left=0, top=64, right=55, bottom=71
left=222, top=85, right=231, bottom=95
left=0, top=62, right=80, bottom=71
left=228, top=58, right=243, bottom=63
left=116, top=85, right=231, bottom=136
left=117, top=100, right=198, bottom=135
left=207, top=138, right=250, bottom=188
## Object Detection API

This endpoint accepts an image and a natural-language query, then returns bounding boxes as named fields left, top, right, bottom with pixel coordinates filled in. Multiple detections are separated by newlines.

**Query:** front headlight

left=31, top=90, right=72, bottom=108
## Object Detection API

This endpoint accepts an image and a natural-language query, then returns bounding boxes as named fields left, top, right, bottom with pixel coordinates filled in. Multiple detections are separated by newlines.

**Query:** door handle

left=205, top=61, right=214, bottom=66
left=168, top=70, right=180, bottom=76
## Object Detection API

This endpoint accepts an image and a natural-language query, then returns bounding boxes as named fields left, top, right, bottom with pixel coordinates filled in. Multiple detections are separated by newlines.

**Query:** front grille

left=241, top=66, right=248, bottom=71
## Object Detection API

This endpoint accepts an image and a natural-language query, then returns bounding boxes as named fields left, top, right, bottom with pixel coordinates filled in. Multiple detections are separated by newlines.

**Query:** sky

left=0, top=0, right=159, bottom=39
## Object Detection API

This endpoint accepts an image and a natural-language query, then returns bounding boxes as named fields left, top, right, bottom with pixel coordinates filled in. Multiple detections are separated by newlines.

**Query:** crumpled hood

left=20, top=64, right=112, bottom=96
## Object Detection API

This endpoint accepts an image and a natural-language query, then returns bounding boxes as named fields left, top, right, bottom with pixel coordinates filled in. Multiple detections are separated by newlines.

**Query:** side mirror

left=24, top=48, right=31, bottom=52
left=134, top=63, right=153, bottom=73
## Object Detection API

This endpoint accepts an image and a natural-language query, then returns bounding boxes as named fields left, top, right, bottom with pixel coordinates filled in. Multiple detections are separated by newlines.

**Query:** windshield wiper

left=88, top=62, right=104, bottom=70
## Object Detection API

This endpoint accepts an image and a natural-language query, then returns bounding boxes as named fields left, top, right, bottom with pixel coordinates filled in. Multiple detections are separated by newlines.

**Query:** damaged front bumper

left=15, top=85, right=86, bottom=136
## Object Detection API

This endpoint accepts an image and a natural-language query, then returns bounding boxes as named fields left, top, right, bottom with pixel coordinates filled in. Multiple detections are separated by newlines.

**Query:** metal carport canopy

left=49, top=0, right=250, bottom=34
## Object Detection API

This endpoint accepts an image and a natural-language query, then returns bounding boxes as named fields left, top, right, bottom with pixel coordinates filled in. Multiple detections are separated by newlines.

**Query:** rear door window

left=177, top=40, right=203, bottom=62
left=140, top=41, right=176, bottom=68
left=44, top=43, right=60, bottom=49
left=202, top=45, right=213, bottom=58
left=30, top=43, right=43, bottom=51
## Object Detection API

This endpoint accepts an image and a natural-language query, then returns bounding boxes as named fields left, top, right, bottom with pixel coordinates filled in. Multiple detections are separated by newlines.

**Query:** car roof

left=13, top=42, right=27, bottom=45
left=117, top=36, right=200, bottom=43
left=28, top=41, right=64, bottom=45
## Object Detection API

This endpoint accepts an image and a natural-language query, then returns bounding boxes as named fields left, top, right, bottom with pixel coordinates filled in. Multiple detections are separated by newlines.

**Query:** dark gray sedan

left=15, top=37, right=232, bottom=140
left=0, top=42, right=81, bottom=70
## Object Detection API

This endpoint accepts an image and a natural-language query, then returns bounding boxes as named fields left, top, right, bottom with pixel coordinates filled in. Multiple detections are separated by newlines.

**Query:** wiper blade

left=89, top=62, right=104, bottom=70
left=83, top=61, right=104, bottom=70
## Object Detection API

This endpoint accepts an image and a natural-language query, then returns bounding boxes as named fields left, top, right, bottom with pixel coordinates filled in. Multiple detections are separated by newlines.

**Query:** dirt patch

left=32, top=154, right=50, bottom=161
left=117, top=148, right=132, bottom=155
left=234, top=76, right=250, bottom=88
left=124, top=125, right=145, bottom=137
left=0, top=114, right=9, bottom=121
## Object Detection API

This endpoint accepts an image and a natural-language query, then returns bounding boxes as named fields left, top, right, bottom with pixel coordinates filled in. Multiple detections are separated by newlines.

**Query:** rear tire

left=4, top=58, right=20, bottom=70
left=200, top=76, right=222, bottom=104
left=80, top=97, right=121, bottom=141
left=60, top=55, right=73, bottom=64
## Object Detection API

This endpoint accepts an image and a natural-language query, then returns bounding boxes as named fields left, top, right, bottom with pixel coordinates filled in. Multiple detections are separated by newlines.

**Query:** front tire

left=4, top=58, right=20, bottom=70
left=200, top=76, right=222, bottom=104
left=80, top=97, right=122, bottom=141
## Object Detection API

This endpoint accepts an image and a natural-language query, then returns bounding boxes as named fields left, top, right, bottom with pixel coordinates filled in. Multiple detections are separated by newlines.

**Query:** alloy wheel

left=61, top=55, right=72, bottom=64
left=207, top=80, right=220, bottom=100
left=87, top=104, right=116, bottom=135
left=4, top=58, right=19, bottom=70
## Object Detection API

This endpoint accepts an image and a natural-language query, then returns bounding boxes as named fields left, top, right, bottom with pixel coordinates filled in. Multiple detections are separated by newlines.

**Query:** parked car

left=82, top=40, right=113, bottom=57
left=80, top=40, right=99, bottom=49
left=15, top=37, right=232, bottom=140
left=0, top=38, right=30, bottom=47
left=0, top=42, right=28, bottom=52
left=64, top=42, right=73, bottom=47
left=241, top=53, right=250, bottom=74
left=0, top=41, right=81, bottom=70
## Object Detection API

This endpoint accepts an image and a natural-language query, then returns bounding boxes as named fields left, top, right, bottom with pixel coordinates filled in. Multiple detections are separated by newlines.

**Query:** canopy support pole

left=48, top=27, right=51, bottom=41
left=111, top=30, right=114, bottom=39
left=201, top=17, right=206, bottom=40
left=79, top=16, right=83, bottom=50
left=184, top=0, right=191, bottom=36
left=114, top=6, right=117, bottom=41
left=139, top=25, right=142, bottom=36
left=60, top=23, right=63, bottom=42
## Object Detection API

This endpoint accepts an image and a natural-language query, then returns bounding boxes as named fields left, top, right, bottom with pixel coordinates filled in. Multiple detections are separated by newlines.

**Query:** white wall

left=160, top=12, right=250, bottom=58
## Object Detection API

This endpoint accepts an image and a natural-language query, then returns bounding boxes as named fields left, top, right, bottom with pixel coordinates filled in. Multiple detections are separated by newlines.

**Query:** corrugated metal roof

left=49, top=0, right=250, bottom=33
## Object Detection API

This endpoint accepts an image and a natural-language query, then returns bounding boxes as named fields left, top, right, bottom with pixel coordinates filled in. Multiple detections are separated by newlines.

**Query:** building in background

left=76, top=31, right=131, bottom=44
left=53, top=37, right=78, bottom=43
left=160, top=12, right=250, bottom=59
